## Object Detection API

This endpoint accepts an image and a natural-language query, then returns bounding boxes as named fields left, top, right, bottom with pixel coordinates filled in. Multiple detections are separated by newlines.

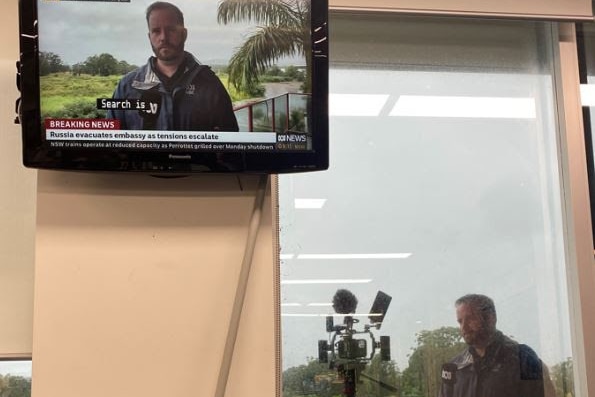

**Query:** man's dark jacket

left=439, top=331, right=555, bottom=397
left=107, top=52, right=239, bottom=132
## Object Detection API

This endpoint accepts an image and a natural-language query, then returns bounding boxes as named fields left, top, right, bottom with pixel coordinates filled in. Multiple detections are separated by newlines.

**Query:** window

left=279, top=13, right=575, bottom=397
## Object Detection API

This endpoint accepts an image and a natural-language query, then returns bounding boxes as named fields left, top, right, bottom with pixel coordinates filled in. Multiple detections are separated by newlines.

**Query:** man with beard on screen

left=107, top=1, right=239, bottom=132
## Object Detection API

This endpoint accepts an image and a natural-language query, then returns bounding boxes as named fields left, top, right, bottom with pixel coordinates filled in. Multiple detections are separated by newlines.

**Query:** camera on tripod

left=318, top=290, right=392, bottom=368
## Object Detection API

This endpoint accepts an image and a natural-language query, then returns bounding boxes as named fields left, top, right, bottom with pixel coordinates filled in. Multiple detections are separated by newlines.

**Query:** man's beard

left=152, top=43, right=184, bottom=63
left=463, top=327, right=493, bottom=347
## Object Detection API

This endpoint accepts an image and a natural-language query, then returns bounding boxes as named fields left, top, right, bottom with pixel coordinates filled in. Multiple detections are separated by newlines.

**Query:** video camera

left=318, top=290, right=392, bottom=369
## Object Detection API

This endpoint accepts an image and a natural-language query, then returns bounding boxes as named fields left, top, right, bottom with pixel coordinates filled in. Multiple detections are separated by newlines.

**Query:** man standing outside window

left=107, top=1, right=239, bottom=132
left=439, top=294, right=555, bottom=397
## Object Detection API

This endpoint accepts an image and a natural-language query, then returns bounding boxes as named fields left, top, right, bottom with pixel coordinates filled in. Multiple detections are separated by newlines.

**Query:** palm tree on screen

left=217, top=0, right=311, bottom=93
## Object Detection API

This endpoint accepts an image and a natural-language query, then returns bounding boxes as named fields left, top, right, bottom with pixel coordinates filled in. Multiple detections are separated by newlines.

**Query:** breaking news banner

left=43, top=118, right=308, bottom=152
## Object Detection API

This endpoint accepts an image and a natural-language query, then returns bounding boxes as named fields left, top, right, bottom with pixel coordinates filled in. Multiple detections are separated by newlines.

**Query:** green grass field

left=40, top=72, right=251, bottom=118
left=41, top=73, right=121, bottom=118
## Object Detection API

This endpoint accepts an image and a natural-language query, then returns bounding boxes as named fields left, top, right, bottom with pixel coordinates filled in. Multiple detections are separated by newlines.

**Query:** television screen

left=17, top=0, right=328, bottom=174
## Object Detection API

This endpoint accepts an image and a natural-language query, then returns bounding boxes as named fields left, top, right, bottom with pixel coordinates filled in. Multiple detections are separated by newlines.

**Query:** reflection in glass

left=279, top=14, right=574, bottom=397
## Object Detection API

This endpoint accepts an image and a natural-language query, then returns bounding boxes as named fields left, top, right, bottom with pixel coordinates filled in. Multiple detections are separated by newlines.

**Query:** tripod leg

left=344, top=368, right=357, bottom=397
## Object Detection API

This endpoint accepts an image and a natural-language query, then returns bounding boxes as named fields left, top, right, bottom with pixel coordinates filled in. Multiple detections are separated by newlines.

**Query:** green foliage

left=40, top=70, right=257, bottom=119
left=280, top=330, right=576, bottom=397
left=400, top=327, right=465, bottom=397
left=289, top=110, right=305, bottom=131
left=39, top=53, right=276, bottom=118
left=48, top=101, right=107, bottom=119
left=359, top=355, right=401, bottom=397
left=39, top=52, right=69, bottom=76
left=266, top=65, right=283, bottom=76
left=40, top=52, right=136, bottom=77
left=259, top=65, right=306, bottom=85
left=217, top=73, right=264, bottom=101
left=40, top=73, right=120, bottom=118
left=550, top=358, right=574, bottom=397
left=245, top=83, right=266, bottom=97
left=283, top=358, right=339, bottom=397
left=0, top=374, right=31, bottom=397
left=41, top=73, right=121, bottom=98
left=282, top=355, right=400, bottom=397
left=217, top=0, right=312, bottom=92
left=284, top=65, right=305, bottom=81
left=259, top=75, right=288, bottom=83
left=76, top=53, right=136, bottom=76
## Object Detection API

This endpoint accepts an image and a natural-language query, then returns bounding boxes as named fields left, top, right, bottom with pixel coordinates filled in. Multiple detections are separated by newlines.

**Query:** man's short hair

left=146, top=1, right=185, bottom=26
left=455, top=294, right=497, bottom=321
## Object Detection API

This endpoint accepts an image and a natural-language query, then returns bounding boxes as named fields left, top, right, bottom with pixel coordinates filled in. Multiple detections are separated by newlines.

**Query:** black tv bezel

left=17, top=0, right=329, bottom=174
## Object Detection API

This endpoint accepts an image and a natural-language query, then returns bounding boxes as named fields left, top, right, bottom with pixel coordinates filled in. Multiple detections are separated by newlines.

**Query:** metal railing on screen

left=234, top=92, right=312, bottom=135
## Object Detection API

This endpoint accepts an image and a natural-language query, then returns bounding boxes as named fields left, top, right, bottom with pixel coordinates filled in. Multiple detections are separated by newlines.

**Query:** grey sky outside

left=0, top=361, right=31, bottom=378
left=37, top=0, right=303, bottom=68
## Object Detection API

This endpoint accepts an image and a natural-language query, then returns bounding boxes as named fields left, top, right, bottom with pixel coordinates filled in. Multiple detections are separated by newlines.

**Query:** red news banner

left=46, top=119, right=119, bottom=129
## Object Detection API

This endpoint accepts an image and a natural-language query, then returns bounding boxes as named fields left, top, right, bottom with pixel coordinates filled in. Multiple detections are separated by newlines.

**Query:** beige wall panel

left=33, top=172, right=275, bottom=397
left=329, top=0, right=592, bottom=20
left=0, top=0, right=36, bottom=357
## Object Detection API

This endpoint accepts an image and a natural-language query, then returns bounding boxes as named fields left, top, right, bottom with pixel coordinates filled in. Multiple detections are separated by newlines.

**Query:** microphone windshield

left=441, top=363, right=457, bottom=385
left=332, top=289, right=358, bottom=314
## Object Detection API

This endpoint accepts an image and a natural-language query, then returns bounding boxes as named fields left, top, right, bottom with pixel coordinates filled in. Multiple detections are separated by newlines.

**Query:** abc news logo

left=277, top=134, right=307, bottom=143
left=441, top=364, right=457, bottom=384
left=441, top=369, right=453, bottom=380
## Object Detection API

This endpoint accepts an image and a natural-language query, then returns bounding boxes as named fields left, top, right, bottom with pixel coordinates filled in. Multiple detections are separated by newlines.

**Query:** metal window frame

left=553, top=22, right=595, bottom=397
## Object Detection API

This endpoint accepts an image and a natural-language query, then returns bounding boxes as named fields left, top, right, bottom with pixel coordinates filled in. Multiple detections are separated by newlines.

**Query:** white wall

left=0, top=0, right=36, bottom=358
left=33, top=172, right=276, bottom=397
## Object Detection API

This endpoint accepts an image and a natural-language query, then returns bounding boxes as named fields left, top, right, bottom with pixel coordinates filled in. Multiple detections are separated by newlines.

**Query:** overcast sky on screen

left=37, top=0, right=276, bottom=67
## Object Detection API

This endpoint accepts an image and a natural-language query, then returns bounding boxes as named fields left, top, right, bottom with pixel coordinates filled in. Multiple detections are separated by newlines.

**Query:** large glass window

left=279, top=14, right=575, bottom=397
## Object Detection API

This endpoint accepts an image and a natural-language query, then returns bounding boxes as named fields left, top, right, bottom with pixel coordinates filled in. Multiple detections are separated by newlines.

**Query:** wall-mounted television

left=17, top=0, right=328, bottom=174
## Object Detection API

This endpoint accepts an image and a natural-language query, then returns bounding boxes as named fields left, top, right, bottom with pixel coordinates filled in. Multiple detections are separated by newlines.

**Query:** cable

left=214, top=174, right=269, bottom=397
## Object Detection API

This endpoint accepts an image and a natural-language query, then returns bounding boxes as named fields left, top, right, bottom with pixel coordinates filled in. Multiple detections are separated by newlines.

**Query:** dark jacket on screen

left=106, top=52, right=239, bottom=132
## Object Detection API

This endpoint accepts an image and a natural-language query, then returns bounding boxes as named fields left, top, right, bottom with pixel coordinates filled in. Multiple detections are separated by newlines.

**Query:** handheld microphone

left=138, top=89, right=162, bottom=130
left=332, top=289, right=358, bottom=314
left=441, top=363, right=457, bottom=397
